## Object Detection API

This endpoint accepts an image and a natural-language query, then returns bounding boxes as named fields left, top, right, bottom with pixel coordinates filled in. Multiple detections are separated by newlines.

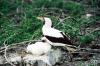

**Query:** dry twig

left=3, top=39, right=16, bottom=66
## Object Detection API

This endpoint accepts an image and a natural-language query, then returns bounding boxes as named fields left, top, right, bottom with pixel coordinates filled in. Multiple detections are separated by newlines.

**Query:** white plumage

left=27, top=41, right=51, bottom=56
left=42, top=17, right=63, bottom=38
left=42, top=26, right=63, bottom=38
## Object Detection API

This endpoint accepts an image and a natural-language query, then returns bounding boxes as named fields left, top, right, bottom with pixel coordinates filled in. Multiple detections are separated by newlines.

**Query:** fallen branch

left=3, top=40, right=15, bottom=66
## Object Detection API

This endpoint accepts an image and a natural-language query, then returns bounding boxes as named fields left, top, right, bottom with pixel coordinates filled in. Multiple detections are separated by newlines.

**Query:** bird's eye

left=42, top=40, right=46, bottom=42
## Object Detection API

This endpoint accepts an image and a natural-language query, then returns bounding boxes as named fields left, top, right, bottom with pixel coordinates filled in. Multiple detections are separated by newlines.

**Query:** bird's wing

left=42, top=27, right=63, bottom=38
left=43, top=27, right=73, bottom=45
left=60, top=32, right=70, bottom=40
left=60, top=32, right=73, bottom=45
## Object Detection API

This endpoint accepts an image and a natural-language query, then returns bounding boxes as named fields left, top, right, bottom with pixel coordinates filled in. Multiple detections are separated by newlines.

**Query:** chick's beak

left=37, top=17, right=44, bottom=21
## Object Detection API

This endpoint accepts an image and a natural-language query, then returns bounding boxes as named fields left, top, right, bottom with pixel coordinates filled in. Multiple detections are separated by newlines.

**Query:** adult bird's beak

left=37, top=17, right=44, bottom=21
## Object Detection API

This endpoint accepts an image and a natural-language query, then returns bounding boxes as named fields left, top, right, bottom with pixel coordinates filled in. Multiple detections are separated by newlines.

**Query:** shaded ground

left=0, top=40, right=100, bottom=66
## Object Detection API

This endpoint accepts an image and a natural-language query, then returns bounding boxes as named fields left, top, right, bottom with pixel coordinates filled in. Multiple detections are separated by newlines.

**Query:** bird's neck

left=44, top=18, right=52, bottom=27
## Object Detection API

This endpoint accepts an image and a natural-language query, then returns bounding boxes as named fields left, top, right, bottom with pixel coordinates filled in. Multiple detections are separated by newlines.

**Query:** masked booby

left=27, top=40, right=51, bottom=56
left=37, top=17, right=77, bottom=52
left=26, top=40, right=52, bottom=66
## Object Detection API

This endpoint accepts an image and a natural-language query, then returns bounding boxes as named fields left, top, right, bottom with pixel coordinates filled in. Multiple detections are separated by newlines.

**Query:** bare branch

left=3, top=40, right=16, bottom=66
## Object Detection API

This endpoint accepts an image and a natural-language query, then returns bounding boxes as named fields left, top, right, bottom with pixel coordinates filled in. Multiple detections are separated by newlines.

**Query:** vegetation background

left=0, top=0, right=100, bottom=46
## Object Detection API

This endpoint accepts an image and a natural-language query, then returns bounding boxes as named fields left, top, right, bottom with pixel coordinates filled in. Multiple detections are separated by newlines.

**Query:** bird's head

left=37, top=17, right=45, bottom=22
left=37, top=17, right=52, bottom=27
left=41, top=37, right=53, bottom=46
left=41, top=37, right=47, bottom=42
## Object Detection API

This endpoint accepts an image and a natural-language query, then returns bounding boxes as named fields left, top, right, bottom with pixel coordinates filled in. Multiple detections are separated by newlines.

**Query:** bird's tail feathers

left=65, top=45, right=77, bottom=52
